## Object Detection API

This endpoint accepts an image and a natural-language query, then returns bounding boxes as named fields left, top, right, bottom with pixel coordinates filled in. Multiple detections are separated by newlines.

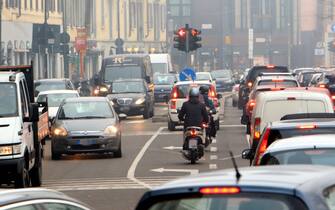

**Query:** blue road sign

left=332, top=24, right=335, bottom=32
left=179, top=68, right=196, bottom=81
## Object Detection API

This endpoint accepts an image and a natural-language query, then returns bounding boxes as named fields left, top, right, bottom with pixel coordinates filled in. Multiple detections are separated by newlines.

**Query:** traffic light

left=174, top=28, right=187, bottom=52
left=189, top=28, right=202, bottom=51
left=329, top=40, right=335, bottom=52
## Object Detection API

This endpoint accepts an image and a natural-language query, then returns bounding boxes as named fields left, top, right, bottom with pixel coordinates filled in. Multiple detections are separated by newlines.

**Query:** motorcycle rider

left=199, top=85, right=217, bottom=140
left=178, top=87, right=209, bottom=149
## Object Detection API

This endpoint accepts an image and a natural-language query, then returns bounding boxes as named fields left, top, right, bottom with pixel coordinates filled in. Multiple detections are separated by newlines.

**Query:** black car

left=153, top=73, right=177, bottom=102
left=51, top=97, right=122, bottom=160
left=316, top=70, right=335, bottom=98
left=238, top=65, right=289, bottom=109
left=210, top=69, right=234, bottom=92
left=108, top=79, right=154, bottom=119
left=34, top=78, right=75, bottom=97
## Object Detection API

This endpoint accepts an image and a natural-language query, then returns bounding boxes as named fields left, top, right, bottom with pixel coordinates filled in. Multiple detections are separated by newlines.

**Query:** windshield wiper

left=74, top=116, right=108, bottom=119
left=60, top=117, right=76, bottom=120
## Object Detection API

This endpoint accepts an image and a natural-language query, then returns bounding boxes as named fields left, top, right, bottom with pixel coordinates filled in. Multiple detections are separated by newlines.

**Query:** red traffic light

left=177, top=28, right=186, bottom=37
left=191, top=29, right=201, bottom=36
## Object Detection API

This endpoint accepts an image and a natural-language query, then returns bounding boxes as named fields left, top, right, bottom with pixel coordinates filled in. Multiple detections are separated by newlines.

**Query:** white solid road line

left=219, top=154, right=242, bottom=161
left=127, top=126, right=164, bottom=189
left=210, top=147, right=218, bottom=152
left=151, top=168, right=199, bottom=175
left=210, top=155, right=218, bottom=160
left=209, top=164, right=218, bottom=170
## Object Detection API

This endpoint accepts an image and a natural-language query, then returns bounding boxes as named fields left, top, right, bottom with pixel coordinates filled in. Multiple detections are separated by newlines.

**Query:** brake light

left=331, top=95, right=335, bottom=100
left=258, top=128, right=270, bottom=154
left=209, top=86, right=219, bottom=107
left=202, top=123, right=208, bottom=128
left=170, top=99, right=177, bottom=109
left=190, top=128, right=197, bottom=136
left=287, top=97, right=296, bottom=100
left=249, top=100, right=256, bottom=108
left=200, top=187, right=240, bottom=195
left=298, top=125, right=317, bottom=129
left=271, top=87, right=285, bottom=91
left=319, top=84, right=327, bottom=88
left=170, top=86, right=178, bottom=99
left=272, top=79, right=284, bottom=82
left=247, top=82, right=253, bottom=88
left=267, top=65, right=275, bottom=69
left=253, top=118, right=261, bottom=140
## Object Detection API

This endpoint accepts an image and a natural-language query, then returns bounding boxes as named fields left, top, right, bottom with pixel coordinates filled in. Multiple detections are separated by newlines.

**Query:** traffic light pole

left=185, top=24, right=190, bottom=67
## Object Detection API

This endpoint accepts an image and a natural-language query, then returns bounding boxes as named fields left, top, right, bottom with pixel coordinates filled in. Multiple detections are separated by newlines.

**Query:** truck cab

left=0, top=65, right=48, bottom=188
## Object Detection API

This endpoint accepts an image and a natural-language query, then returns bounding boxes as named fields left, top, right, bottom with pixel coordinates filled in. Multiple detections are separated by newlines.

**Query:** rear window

left=145, top=193, right=307, bottom=210
left=175, top=84, right=211, bottom=98
left=261, top=149, right=335, bottom=166
left=247, top=66, right=288, bottom=82
left=265, top=128, right=335, bottom=148
left=258, top=80, right=298, bottom=87
left=325, top=75, right=335, bottom=85
left=263, top=100, right=327, bottom=124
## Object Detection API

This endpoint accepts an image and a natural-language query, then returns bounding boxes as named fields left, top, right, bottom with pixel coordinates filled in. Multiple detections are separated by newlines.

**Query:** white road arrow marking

left=151, top=168, right=199, bottom=175
left=163, top=146, right=183, bottom=150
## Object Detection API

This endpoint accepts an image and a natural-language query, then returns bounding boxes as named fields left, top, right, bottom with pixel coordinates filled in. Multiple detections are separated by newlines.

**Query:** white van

left=249, top=90, right=334, bottom=150
left=149, top=54, right=173, bottom=74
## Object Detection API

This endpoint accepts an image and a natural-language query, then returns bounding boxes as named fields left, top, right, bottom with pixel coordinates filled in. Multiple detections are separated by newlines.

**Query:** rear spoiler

left=281, top=113, right=335, bottom=121
left=258, top=72, right=295, bottom=77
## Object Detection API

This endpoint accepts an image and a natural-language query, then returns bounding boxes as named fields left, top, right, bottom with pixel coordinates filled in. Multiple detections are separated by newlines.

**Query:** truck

left=0, top=64, right=49, bottom=188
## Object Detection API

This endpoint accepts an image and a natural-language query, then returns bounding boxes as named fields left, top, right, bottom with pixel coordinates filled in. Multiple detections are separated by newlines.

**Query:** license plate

left=189, top=139, right=198, bottom=148
left=76, top=140, right=96, bottom=145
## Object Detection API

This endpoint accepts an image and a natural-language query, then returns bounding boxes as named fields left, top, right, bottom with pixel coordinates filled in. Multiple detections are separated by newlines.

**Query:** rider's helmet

left=189, top=87, right=200, bottom=98
left=199, top=85, right=209, bottom=95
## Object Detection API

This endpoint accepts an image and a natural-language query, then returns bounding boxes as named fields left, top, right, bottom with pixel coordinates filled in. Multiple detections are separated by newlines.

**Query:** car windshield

left=325, top=75, right=335, bottom=85
left=263, top=149, right=335, bottom=166
left=196, top=73, right=211, bottom=80
left=35, top=82, right=67, bottom=96
left=112, top=81, right=145, bottom=93
left=299, top=72, right=317, bottom=85
left=211, top=70, right=232, bottom=79
left=147, top=194, right=304, bottom=210
left=0, top=83, right=18, bottom=117
left=152, top=63, right=167, bottom=74
left=58, top=101, right=114, bottom=119
left=175, top=84, right=210, bottom=98
left=154, top=75, right=176, bottom=85
left=104, top=66, right=143, bottom=82
left=37, top=93, right=79, bottom=107
left=258, top=80, right=298, bottom=87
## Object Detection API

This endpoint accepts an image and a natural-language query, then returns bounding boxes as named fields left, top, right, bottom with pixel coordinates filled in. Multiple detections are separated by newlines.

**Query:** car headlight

left=53, top=127, right=68, bottom=137
left=0, top=144, right=21, bottom=155
left=104, top=126, right=118, bottom=136
left=135, top=97, right=146, bottom=105
left=100, top=86, right=108, bottom=92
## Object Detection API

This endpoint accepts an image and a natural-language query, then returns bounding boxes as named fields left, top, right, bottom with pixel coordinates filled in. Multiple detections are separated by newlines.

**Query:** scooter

left=182, top=126, right=205, bottom=164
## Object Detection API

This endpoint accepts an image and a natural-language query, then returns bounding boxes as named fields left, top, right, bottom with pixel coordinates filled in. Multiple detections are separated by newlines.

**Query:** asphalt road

left=40, top=95, right=249, bottom=210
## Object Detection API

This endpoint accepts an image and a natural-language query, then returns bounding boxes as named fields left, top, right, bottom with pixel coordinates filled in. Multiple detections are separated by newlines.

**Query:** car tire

left=168, top=120, right=176, bottom=131
left=51, top=145, right=61, bottom=160
left=30, top=149, right=42, bottom=187
left=114, top=142, right=122, bottom=158
left=143, top=107, right=150, bottom=119
left=15, top=159, right=30, bottom=188
left=215, top=119, right=220, bottom=130
left=150, top=106, right=155, bottom=118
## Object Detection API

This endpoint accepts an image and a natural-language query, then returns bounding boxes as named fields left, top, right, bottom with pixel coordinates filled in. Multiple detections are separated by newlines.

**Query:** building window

left=182, top=6, right=190, bottom=16
left=170, top=5, right=179, bottom=16
left=148, top=3, right=153, bottom=29
left=35, top=0, right=39, bottom=11
left=30, top=0, right=33, bottom=10
left=101, top=0, right=105, bottom=29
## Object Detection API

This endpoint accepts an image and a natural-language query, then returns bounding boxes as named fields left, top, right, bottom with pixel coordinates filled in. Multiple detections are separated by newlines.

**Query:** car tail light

left=170, top=99, right=177, bottom=109
left=209, top=85, right=219, bottom=107
left=170, top=86, right=178, bottom=99
left=200, top=187, right=240, bottom=195
left=272, top=79, right=284, bottom=82
left=298, top=125, right=317, bottom=129
left=253, top=117, right=261, bottom=140
left=319, top=84, right=327, bottom=88
left=331, top=95, right=335, bottom=100
left=190, top=128, right=197, bottom=136
left=247, top=100, right=256, bottom=114
left=255, top=127, right=271, bottom=165
left=271, top=87, right=285, bottom=91
left=202, top=123, right=208, bottom=128
left=267, top=65, right=275, bottom=69
left=247, top=81, right=253, bottom=88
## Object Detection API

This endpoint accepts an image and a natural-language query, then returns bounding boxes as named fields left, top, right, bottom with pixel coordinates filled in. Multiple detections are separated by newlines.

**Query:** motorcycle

left=182, top=126, right=205, bottom=164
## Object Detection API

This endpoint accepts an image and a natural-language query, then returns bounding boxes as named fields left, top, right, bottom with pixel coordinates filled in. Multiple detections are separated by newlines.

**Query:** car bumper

left=113, top=104, right=146, bottom=116
left=216, top=84, right=234, bottom=92
left=0, top=157, right=25, bottom=180
left=52, top=136, right=121, bottom=154
left=154, top=93, right=170, bottom=102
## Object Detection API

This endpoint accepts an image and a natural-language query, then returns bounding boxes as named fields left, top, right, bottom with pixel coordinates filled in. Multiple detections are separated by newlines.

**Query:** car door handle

left=18, top=130, right=23, bottom=136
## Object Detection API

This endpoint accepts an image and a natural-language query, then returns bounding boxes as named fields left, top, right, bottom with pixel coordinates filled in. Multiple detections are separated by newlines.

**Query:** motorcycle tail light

left=191, top=129, right=197, bottom=136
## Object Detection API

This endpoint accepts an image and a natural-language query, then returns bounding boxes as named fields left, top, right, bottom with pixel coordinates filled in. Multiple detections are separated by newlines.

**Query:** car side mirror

left=217, top=94, right=222, bottom=99
left=235, top=79, right=240, bottom=84
left=145, top=76, right=151, bottom=83
left=118, top=113, right=127, bottom=121
left=242, top=149, right=253, bottom=160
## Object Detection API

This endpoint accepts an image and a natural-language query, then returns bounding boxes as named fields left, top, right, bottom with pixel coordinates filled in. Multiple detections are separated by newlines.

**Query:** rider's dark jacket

left=178, top=97, right=209, bottom=129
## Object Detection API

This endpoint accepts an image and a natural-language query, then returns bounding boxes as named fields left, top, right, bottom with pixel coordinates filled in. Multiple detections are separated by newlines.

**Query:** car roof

left=265, top=134, right=335, bottom=154
left=0, top=188, right=86, bottom=207
left=37, top=90, right=79, bottom=96
left=196, top=72, right=211, bottom=75
left=270, top=118, right=335, bottom=129
left=257, top=89, right=330, bottom=101
left=64, top=97, right=107, bottom=102
left=257, top=75, right=296, bottom=80
left=174, top=80, right=212, bottom=86
left=35, top=79, right=70, bottom=83
left=113, top=78, right=145, bottom=82
left=153, top=165, right=335, bottom=194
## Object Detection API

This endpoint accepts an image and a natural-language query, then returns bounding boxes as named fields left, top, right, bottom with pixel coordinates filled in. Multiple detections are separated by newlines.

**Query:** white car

left=196, top=72, right=215, bottom=84
left=249, top=90, right=334, bottom=150
left=259, top=134, right=335, bottom=166
left=168, top=81, right=221, bottom=131
left=36, top=90, right=80, bottom=119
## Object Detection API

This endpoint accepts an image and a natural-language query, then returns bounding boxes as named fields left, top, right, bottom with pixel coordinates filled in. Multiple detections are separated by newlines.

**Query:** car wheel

left=30, top=149, right=42, bottom=187
left=215, top=119, right=220, bottom=130
left=143, top=107, right=150, bottom=119
left=114, top=142, right=122, bottom=158
left=168, top=120, right=176, bottom=131
left=150, top=106, right=155, bottom=118
left=51, top=145, right=61, bottom=160
left=15, top=159, right=30, bottom=188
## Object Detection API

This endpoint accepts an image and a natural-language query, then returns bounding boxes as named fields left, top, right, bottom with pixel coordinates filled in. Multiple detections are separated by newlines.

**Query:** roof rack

left=258, top=72, right=295, bottom=77
left=281, top=113, right=335, bottom=121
